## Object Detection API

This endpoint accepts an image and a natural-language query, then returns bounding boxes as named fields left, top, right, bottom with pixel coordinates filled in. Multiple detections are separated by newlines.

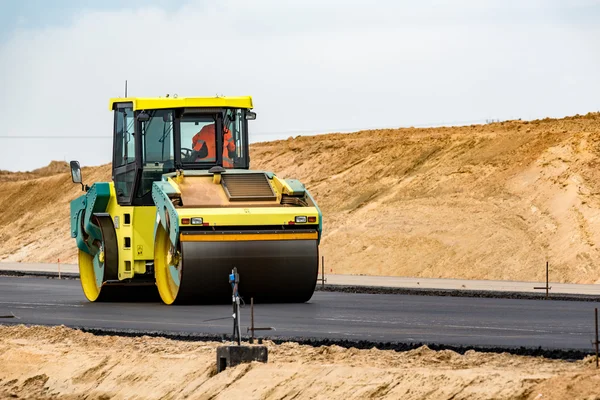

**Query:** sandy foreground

left=0, top=326, right=598, bottom=399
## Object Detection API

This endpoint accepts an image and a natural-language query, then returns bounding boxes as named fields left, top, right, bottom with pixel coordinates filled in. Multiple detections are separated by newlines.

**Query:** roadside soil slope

left=1, top=113, right=600, bottom=283
left=0, top=325, right=598, bottom=400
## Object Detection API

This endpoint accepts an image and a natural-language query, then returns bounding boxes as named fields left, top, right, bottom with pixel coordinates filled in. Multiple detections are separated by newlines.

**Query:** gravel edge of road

left=0, top=321, right=591, bottom=361
left=2, top=270, right=599, bottom=302
left=315, top=284, right=600, bottom=302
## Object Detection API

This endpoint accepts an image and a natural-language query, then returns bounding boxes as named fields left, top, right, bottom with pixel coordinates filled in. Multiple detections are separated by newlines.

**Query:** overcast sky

left=0, top=0, right=599, bottom=171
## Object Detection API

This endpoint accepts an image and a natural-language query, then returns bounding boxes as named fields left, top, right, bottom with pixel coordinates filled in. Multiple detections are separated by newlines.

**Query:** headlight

left=295, top=216, right=307, bottom=223
left=191, top=217, right=203, bottom=225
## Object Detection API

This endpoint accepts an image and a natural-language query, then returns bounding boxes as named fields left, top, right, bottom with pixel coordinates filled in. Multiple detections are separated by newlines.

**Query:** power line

left=0, top=118, right=501, bottom=140
left=0, top=136, right=111, bottom=139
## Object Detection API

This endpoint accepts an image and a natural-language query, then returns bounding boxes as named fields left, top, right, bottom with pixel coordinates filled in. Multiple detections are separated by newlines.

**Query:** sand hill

left=1, top=113, right=600, bottom=283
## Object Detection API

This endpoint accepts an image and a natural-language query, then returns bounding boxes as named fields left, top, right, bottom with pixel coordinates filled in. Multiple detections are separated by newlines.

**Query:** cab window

left=114, top=107, right=135, bottom=167
left=141, top=110, right=174, bottom=164
left=136, top=109, right=175, bottom=201
left=180, top=115, right=217, bottom=163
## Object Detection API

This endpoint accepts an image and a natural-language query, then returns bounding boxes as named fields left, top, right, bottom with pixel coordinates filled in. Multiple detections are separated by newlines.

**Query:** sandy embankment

left=0, top=325, right=599, bottom=399
left=2, top=113, right=600, bottom=283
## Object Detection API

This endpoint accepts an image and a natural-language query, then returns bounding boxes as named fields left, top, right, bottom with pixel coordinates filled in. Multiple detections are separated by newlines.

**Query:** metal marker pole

left=250, top=297, right=255, bottom=344
left=546, top=261, right=549, bottom=300
left=236, top=299, right=241, bottom=346
left=534, top=261, right=552, bottom=298
left=232, top=295, right=236, bottom=339
left=230, top=267, right=241, bottom=346
left=322, top=256, right=325, bottom=288
left=594, top=307, right=598, bottom=368
left=232, top=294, right=241, bottom=346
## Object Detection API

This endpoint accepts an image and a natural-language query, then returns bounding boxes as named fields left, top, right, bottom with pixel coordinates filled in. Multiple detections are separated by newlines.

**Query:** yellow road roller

left=69, top=96, right=321, bottom=304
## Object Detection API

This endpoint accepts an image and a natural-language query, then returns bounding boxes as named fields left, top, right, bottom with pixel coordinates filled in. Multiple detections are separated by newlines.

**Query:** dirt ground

left=2, top=113, right=600, bottom=283
left=0, top=325, right=598, bottom=400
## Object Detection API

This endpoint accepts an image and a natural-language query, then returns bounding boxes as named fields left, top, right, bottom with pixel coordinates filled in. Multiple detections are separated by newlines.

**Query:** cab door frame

left=112, top=102, right=141, bottom=206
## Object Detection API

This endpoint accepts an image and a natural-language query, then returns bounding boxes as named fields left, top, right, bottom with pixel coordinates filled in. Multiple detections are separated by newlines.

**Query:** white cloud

left=0, top=0, right=598, bottom=171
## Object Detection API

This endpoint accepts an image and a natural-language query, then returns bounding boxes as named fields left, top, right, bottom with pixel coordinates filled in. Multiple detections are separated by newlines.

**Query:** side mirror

left=137, top=111, right=151, bottom=122
left=70, top=160, right=89, bottom=192
left=245, top=111, right=256, bottom=120
left=70, top=161, right=82, bottom=184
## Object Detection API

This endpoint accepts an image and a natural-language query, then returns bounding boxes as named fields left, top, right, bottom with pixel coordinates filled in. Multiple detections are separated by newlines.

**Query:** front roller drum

left=154, top=226, right=319, bottom=304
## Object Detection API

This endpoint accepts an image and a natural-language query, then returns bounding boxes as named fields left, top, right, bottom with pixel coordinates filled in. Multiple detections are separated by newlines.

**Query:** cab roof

left=109, top=96, right=253, bottom=111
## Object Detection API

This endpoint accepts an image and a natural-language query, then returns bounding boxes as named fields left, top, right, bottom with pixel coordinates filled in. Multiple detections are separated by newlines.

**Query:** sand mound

left=252, top=113, right=600, bottom=283
left=0, top=325, right=597, bottom=399
left=1, top=113, right=600, bottom=283
left=0, top=161, right=71, bottom=182
left=0, top=163, right=111, bottom=263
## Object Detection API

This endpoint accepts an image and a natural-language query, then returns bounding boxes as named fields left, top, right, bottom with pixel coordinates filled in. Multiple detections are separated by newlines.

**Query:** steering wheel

left=181, top=147, right=194, bottom=162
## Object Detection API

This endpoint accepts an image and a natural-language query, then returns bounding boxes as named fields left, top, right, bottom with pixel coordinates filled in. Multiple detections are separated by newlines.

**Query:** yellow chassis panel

left=105, top=183, right=156, bottom=280
left=99, top=184, right=319, bottom=281
left=180, top=232, right=318, bottom=242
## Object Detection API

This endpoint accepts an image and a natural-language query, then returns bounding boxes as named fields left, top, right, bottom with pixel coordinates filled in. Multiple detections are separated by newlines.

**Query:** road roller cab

left=70, top=96, right=322, bottom=304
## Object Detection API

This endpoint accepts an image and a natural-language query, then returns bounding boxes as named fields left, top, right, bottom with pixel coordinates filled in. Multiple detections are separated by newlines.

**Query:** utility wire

left=0, top=136, right=111, bottom=139
left=0, top=118, right=508, bottom=139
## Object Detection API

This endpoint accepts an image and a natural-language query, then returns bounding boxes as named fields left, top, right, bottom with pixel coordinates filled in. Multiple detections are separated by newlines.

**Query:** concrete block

left=217, top=345, right=268, bottom=373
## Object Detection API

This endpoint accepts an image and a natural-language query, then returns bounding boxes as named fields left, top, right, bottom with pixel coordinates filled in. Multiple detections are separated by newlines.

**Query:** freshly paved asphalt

left=0, top=276, right=598, bottom=350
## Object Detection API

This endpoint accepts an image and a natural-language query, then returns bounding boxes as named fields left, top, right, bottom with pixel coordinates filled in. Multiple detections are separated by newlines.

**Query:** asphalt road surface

left=0, top=276, right=598, bottom=350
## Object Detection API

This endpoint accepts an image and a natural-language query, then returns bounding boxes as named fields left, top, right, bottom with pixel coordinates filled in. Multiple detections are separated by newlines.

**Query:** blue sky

left=0, top=0, right=173, bottom=37
left=3, top=0, right=597, bottom=35
left=0, top=0, right=599, bottom=171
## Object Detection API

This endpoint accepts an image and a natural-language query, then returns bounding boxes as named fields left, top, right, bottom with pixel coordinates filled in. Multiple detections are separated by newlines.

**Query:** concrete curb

left=315, top=284, right=600, bottom=302
left=0, top=270, right=79, bottom=279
